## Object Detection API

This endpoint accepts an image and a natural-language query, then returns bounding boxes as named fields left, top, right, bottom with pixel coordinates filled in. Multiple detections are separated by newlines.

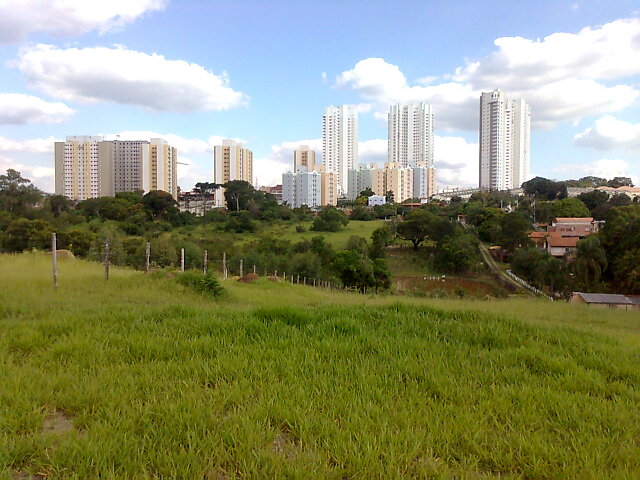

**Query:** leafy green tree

left=574, top=236, right=607, bottom=290
left=224, top=211, right=255, bottom=232
left=497, top=212, right=532, bottom=253
left=3, top=218, right=52, bottom=252
left=48, top=194, right=72, bottom=217
left=553, top=197, right=590, bottom=218
left=434, top=234, right=478, bottom=273
left=608, top=177, right=634, bottom=188
left=396, top=209, right=437, bottom=249
left=60, top=229, right=95, bottom=256
left=143, top=190, right=179, bottom=220
left=522, top=176, right=567, bottom=200
left=369, top=224, right=395, bottom=259
left=577, top=190, right=609, bottom=212
left=385, top=190, right=395, bottom=204
left=359, top=188, right=375, bottom=198
left=311, top=206, right=349, bottom=232
left=350, top=205, right=375, bottom=220
left=0, top=169, right=43, bottom=214
left=346, top=235, right=368, bottom=255
left=609, top=193, right=631, bottom=207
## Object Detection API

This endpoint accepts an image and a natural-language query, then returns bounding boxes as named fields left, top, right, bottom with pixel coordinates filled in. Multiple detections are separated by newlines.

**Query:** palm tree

left=574, top=236, right=607, bottom=290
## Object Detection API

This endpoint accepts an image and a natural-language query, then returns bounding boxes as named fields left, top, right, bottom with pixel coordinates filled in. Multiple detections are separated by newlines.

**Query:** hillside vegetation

left=1, top=254, right=640, bottom=479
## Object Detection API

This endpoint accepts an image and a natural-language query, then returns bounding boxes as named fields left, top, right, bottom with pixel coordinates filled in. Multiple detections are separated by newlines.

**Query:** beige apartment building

left=359, top=162, right=414, bottom=203
left=213, top=139, right=253, bottom=207
left=317, top=166, right=338, bottom=206
left=293, top=145, right=316, bottom=172
left=54, top=136, right=178, bottom=201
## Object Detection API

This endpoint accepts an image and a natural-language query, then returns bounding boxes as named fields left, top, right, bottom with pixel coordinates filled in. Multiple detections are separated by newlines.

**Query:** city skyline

left=1, top=1, right=638, bottom=193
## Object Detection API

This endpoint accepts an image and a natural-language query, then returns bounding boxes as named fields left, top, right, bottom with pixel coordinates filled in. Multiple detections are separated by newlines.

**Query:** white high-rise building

left=479, top=90, right=530, bottom=191
left=54, top=136, right=178, bottom=201
left=282, top=166, right=322, bottom=209
left=388, top=103, right=434, bottom=169
left=323, top=105, right=358, bottom=196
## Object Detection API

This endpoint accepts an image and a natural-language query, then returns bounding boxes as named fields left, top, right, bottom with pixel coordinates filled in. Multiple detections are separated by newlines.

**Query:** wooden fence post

left=203, top=250, right=208, bottom=274
left=180, top=248, right=185, bottom=272
left=104, top=238, right=110, bottom=280
left=145, top=242, right=150, bottom=272
left=52, top=233, right=58, bottom=288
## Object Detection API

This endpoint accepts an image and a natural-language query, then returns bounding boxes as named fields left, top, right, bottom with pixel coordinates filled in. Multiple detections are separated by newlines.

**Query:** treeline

left=0, top=170, right=392, bottom=292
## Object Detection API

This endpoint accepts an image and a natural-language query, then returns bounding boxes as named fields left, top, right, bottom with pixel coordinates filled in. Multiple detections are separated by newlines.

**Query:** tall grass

left=0, top=253, right=639, bottom=479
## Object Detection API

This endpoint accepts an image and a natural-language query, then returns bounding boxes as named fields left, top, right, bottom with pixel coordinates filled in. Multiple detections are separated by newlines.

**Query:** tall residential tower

left=479, top=90, right=530, bottom=191
left=322, top=105, right=358, bottom=196
left=213, top=139, right=254, bottom=207
left=388, top=103, right=434, bottom=168
left=54, top=136, right=178, bottom=201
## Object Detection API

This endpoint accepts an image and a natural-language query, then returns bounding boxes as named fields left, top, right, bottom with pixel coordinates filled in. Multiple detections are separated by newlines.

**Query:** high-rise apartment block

left=323, top=105, right=358, bottom=196
left=282, top=145, right=337, bottom=208
left=479, top=90, right=530, bottom=191
left=293, top=145, right=316, bottom=172
left=54, top=136, right=178, bottom=201
left=347, top=162, right=415, bottom=203
left=388, top=103, right=434, bottom=169
left=213, top=139, right=254, bottom=207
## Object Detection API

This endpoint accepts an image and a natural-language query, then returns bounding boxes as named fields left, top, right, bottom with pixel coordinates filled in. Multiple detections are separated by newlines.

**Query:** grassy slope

left=1, top=254, right=639, bottom=479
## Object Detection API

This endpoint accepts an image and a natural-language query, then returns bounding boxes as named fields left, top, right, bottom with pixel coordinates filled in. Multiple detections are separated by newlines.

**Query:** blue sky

left=1, top=0, right=639, bottom=192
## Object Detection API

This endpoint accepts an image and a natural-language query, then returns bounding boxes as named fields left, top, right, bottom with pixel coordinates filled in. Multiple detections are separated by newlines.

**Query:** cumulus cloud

left=0, top=93, right=74, bottom=124
left=0, top=155, right=55, bottom=192
left=574, top=115, right=640, bottom=150
left=254, top=139, right=322, bottom=186
left=0, top=136, right=59, bottom=153
left=15, top=44, right=248, bottom=112
left=0, top=0, right=166, bottom=44
left=335, top=18, right=640, bottom=130
left=433, top=136, right=478, bottom=188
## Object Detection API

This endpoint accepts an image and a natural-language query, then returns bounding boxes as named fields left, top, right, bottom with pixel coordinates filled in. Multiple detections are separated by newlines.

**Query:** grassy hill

left=1, top=253, right=639, bottom=479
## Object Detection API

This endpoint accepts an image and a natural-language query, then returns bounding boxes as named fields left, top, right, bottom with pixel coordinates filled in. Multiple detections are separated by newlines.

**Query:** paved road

left=477, top=243, right=535, bottom=296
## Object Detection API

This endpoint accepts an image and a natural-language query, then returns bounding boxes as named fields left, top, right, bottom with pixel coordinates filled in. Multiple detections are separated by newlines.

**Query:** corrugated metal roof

left=575, top=292, right=633, bottom=304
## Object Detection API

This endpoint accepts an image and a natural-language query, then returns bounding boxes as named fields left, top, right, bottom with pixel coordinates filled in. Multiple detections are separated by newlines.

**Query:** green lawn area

left=263, top=219, right=385, bottom=249
left=1, top=253, right=639, bottom=479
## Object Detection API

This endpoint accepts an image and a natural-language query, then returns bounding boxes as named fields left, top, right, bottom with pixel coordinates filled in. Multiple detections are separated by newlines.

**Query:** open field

left=1, top=253, right=639, bottom=479
left=263, top=220, right=386, bottom=249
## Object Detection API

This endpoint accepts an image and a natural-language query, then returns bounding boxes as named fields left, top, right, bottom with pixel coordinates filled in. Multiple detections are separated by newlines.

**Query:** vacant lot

left=1, top=254, right=639, bottom=479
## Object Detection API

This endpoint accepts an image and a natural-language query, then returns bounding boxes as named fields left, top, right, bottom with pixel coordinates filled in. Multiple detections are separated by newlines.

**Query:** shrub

left=176, top=271, right=226, bottom=298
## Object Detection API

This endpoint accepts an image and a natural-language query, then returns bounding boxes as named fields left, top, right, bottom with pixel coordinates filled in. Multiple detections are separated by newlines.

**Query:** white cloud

left=433, top=136, right=478, bottom=188
left=335, top=18, right=640, bottom=130
left=0, top=155, right=55, bottom=192
left=358, top=139, right=387, bottom=167
left=574, top=115, right=640, bottom=150
left=16, top=44, right=248, bottom=112
left=0, top=93, right=74, bottom=124
left=0, top=0, right=166, bottom=44
left=254, top=139, right=322, bottom=186
left=0, top=136, right=59, bottom=153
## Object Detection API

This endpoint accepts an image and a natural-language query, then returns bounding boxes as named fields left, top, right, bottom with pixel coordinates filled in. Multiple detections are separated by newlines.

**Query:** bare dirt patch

left=42, top=409, right=74, bottom=435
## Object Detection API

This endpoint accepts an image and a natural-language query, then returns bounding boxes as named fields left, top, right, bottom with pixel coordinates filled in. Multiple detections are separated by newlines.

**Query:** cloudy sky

left=1, top=0, right=639, bottom=192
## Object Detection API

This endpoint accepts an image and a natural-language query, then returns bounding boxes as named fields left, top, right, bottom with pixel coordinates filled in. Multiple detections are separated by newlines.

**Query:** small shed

left=569, top=292, right=636, bottom=310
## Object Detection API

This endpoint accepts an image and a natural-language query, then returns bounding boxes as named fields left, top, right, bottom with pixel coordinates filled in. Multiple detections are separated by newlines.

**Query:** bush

left=295, top=225, right=306, bottom=233
left=175, top=271, right=226, bottom=298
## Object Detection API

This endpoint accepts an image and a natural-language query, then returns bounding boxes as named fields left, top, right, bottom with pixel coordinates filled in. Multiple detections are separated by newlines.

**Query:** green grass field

left=264, top=220, right=386, bottom=249
left=1, top=253, right=639, bottom=479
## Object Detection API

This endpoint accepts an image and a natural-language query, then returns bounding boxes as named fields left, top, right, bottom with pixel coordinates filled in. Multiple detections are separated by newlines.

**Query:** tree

left=553, top=198, right=590, bottom=218
left=385, top=190, right=395, bottom=204
left=434, top=234, right=478, bottom=273
left=497, top=212, right=532, bottom=253
left=396, top=209, right=437, bottom=249
left=369, top=224, right=395, bottom=259
left=608, top=177, right=634, bottom=188
left=577, top=190, right=609, bottom=212
left=359, top=188, right=375, bottom=198
left=223, top=180, right=255, bottom=212
left=609, top=193, right=631, bottom=207
left=0, top=169, right=43, bottom=213
left=3, top=218, right=52, bottom=252
left=574, top=236, right=607, bottom=291
left=49, top=194, right=72, bottom=217
left=142, top=191, right=179, bottom=220
left=522, top=177, right=567, bottom=200
left=311, top=206, right=349, bottom=232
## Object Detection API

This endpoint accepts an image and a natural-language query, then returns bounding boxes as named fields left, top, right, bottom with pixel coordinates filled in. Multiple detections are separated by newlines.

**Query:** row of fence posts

left=50, top=234, right=355, bottom=293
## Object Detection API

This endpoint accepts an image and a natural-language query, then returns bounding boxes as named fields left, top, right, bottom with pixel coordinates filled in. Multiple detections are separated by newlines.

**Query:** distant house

left=530, top=217, right=599, bottom=258
left=570, top=292, right=640, bottom=310
left=368, top=195, right=386, bottom=207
